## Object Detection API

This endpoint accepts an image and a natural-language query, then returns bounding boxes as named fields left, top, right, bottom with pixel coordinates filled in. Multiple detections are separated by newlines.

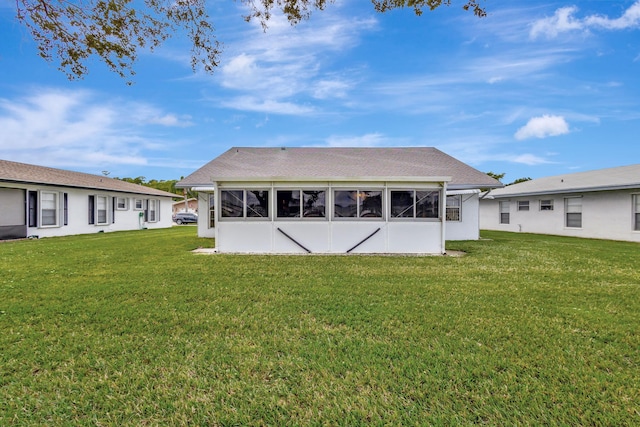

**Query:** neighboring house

left=479, top=164, right=640, bottom=243
left=0, top=159, right=176, bottom=240
left=176, top=147, right=502, bottom=254
left=172, top=198, right=198, bottom=215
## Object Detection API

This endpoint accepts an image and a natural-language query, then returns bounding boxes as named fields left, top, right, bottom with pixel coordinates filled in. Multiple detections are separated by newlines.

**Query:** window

left=116, top=197, right=128, bottom=210
left=28, top=191, right=38, bottom=227
left=277, top=190, right=326, bottom=218
left=334, top=190, right=382, bottom=219
left=220, top=190, right=269, bottom=219
left=446, top=195, right=461, bottom=221
left=540, top=200, right=553, bottom=211
left=134, top=199, right=143, bottom=210
left=209, top=193, right=215, bottom=228
left=96, top=196, right=108, bottom=225
left=565, top=197, right=582, bottom=228
left=633, top=195, right=640, bottom=231
left=517, top=201, right=530, bottom=211
left=40, top=191, right=59, bottom=227
left=499, top=201, right=510, bottom=224
left=390, top=190, right=439, bottom=219
left=148, top=199, right=159, bottom=222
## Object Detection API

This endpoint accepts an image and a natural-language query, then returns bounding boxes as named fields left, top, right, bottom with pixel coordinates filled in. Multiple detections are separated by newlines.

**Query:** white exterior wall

left=0, top=183, right=173, bottom=239
left=479, top=189, right=640, bottom=242
left=213, top=181, right=447, bottom=254
left=196, top=192, right=216, bottom=238
left=445, top=191, right=480, bottom=241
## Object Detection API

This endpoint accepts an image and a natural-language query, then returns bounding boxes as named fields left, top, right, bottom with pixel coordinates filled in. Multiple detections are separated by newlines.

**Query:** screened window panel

left=391, top=191, right=414, bottom=218
left=246, top=190, right=269, bottom=218
left=499, top=201, right=510, bottom=224
left=148, top=199, right=157, bottom=222
left=277, top=190, right=301, bottom=218
left=302, top=191, right=326, bottom=218
left=416, top=191, right=439, bottom=218
left=359, top=191, right=382, bottom=218
left=635, top=196, right=640, bottom=231
left=635, top=213, right=640, bottom=231
left=518, top=201, right=530, bottom=211
left=540, top=200, right=553, bottom=211
left=221, top=190, right=244, bottom=217
left=334, top=191, right=358, bottom=218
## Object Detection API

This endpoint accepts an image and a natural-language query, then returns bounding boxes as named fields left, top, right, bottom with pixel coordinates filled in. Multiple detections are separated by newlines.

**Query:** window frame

left=276, top=189, right=327, bottom=220
left=147, top=199, right=160, bottom=223
left=517, top=200, right=530, bottom=211
left=445, top=194, right=462, bottom=222
left=96, top=195, right=109, bottom=225
left=209, top=193, right=215, bottom=228
left=539, top=199, right=554, bottom=211
left=389, top=189, right=440, bottom=221
left=219, top=189, right=270, bottom=220
left=333, top=189, right=384, bottom=220
left=39, top=191, right=60, bottom=228
left=115, top=197, right=129, bottom=210
left=499, top=201, right=510, bottom=224
left=133, top=199, right=144, bottom=210
left=565, top=196, right=582, bottom=228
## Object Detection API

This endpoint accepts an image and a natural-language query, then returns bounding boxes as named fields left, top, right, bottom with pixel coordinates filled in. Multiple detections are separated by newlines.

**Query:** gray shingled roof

left=177, top=147, right=502, bottom=189
left=486, top=164, right=640, bottom=198
left=0, top=159, right=177, bottom=198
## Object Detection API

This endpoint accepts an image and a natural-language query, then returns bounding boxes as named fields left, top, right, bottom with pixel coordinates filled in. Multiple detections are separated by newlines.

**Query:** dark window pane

left=359, top=191, right=382, bottom=218
left=277, top=190, right=300, bottom=217
left=247, top=190, right=269, bottom=218
left=28, top=191, right=38, bottom=227
left=391, top=191, right=414, bottom=218
left=334, top=190, right=357, bottom=218
left=500, top=213, right=510, bottom=224
left=416, top=191, right=439, bottom=218
left=221, top=190, right=243, bottom=217
left=635, top=213, right=640, bottom=231
left=303, top=191, right=326, bottom=218
left=209, top=194, right=215, bottom=228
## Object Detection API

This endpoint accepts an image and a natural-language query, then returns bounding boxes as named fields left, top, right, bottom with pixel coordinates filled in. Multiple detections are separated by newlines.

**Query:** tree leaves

left=13, top=0, right=485, bottom=82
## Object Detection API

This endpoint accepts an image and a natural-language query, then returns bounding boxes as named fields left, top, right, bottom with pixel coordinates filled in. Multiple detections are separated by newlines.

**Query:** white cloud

left=0, top=88, right=189, bottom=169
left=514, top=115, right=570, bottom=140
left=220, top=96, right=315, bottom=115
left=530, top=2, right=640, bottom=39
left=214, top=5, right=376, bottom=114
left=511, top=153, right=554, bottom=165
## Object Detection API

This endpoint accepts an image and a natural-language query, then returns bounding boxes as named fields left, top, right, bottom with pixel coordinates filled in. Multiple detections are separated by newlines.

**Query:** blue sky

left=1, top=0, right=639, bottom=183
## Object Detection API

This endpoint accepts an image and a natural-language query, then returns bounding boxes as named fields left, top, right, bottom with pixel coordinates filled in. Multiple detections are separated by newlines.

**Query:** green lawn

left=1, top=228, right=638, bottom=425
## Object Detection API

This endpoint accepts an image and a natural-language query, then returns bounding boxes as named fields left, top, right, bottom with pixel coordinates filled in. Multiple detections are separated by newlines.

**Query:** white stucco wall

left=479, top=189, right=640, bottom=242
left=208, top=181, right=447, bottom=254
left=445, top=191, right=480, bottom=241
left=1, top=183, right=174, bottom=239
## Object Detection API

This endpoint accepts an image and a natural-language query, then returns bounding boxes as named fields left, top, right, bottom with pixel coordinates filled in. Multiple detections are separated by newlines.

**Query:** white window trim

left=116, top=197, right=129, bottom=210
left=133, top=199, right=144, bottom=210
left=499, top=201, right=510, bottom=224
left=95, top=195, right=110, bottom=225
left=445, top=194, right=462, bottom=222
left=517, top=200, right=530, bottom=211
left=147, top=199, right=160, bottom=223
left=39, top=191, right=60, bottom=228
left=539, top=199, right=554, bottom=211
left=564, top=196, right=582, bottom=229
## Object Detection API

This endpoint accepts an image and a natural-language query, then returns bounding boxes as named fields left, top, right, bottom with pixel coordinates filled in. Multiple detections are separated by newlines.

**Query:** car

left=172, top=212, right=198, bottom=225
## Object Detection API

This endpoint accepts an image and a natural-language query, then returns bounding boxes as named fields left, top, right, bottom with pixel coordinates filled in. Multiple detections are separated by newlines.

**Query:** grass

left=1, top=228, right=638, bottom=425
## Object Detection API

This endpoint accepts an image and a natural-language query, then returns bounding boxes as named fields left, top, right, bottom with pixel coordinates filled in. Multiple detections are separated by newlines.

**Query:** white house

left=0, top=159, right=176, bottom=240
left=177, top=147, right=502, bottom=254
left=479, top=164, right=640, bottom=243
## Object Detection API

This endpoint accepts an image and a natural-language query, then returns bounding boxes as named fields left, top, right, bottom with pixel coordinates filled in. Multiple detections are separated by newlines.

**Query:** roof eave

left=489, top=183, right=640, bottom=198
